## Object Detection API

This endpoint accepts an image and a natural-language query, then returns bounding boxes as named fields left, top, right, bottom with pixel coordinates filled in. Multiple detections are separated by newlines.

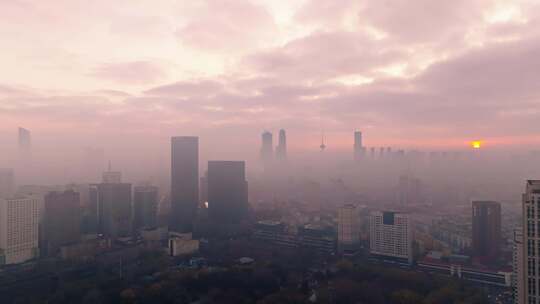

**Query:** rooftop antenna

left=320, top=132, right=326, bottom=151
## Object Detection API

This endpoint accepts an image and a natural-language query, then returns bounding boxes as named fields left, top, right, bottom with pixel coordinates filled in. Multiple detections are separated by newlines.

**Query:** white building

left=338, top=204, right=359, bottom=251
left=519, top=180, right=540, bottom=304
left=0, top=196, right=40, bottom=265
left=168, top=232, right=199, bottom=256
left=370, top=211, right=413, bottom=264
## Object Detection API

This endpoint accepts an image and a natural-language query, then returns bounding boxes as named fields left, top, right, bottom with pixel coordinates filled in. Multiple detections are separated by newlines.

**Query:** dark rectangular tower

left=133, top=185, right=158, bottom=231
left=207, top=161, right=248, bottom=226
left=42, top=190, right=81, bottom=256
left=170, top=136, right=199, bottom=232
left=472, top=200, right=501, bottom=263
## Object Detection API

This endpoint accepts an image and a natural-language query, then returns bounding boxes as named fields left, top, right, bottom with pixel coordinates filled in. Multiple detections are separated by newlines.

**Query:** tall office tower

left=42, top=190, right=81, bottom=256
left=0, top=196, right=39, bottom=265
left=90, top=171, right=132, bottom=239
left=514, top=228, right=524, bottom=304
left=133, top=185, right=158, bottom=231
left=275, top=129, right=287, bottom=162
left=207, top=161, right=248, bottom=226
left=519, top=180, right=540, bottom=304
left=472, top=200, right=501, bottom=262
left=370, top=147, right=376, bottom=158
left=0, top=168, right=15, bottom=198
left=370, top=211, right=413, bottom=264
left=170, top=136, right=199, bottom=233
left=338, top=204, right=360, bottom=252
left=353, top=131, right=363, bottom=161
left=379, top=147, right=385, bottom=158
left=18, top=127, right=31, bottom=151
left=260, top=131, right=273, bottom=166
left=386, top=147, right=392, bottom=156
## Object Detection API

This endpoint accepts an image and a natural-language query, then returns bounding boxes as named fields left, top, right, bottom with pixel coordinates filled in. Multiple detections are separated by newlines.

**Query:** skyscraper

left=207, top=161, right=248, bottom=229
left=0, top=196, right=40, bottom=265
left=133, top=185, right=158, bottom=231
left=42, top=190, right=81, bottom=256
left=472, top=200, right=501, bottom=262
left=18, top=127, right=31, bottom=151
left=370, top=211, right=412, bottom=264
left=0, top=168, right=14, bottom=199
left=275, top=129, right=287, bottom=162
left=260, top=131, right=273, bottom=166
left=338, top=204, right=360, bottom=252
left=90, top=170, right=132, bottom=238
left=353, top=131, right=363, bottom=161
left=514, top=228, right=524, bottom=304
left=519, top=180, right=540, bottom=304
left=170, top=136, right=199, bottom=233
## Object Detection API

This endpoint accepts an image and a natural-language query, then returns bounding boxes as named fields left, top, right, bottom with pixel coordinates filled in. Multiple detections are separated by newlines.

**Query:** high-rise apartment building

left=133, top=185, right=158, bottom=230
left=170, top=136, right=199, bottom=233
left=514, top=228, right=525, bottom=304
left=472, top=200, right=501, bottom=262
left=369, top=211, right=412, bottom=264
left=42, top=190, right=81, bottom=256
left=519, top=180, right=540, bottom=304
left=0, top=196, right=40, bottom=265
left=338, top=204, right=360, bottom=252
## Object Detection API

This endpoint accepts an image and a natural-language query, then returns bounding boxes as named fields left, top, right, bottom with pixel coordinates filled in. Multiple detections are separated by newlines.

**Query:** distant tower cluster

left=260, top=129, right=288, bottom=167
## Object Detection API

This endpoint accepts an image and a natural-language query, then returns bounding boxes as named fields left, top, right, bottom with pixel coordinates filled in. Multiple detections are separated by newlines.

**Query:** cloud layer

left=1, top=0, right=539, bottom=155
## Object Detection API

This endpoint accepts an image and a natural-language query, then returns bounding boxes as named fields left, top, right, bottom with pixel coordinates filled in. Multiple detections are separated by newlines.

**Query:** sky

left=1, top=0, right=540, bottom=157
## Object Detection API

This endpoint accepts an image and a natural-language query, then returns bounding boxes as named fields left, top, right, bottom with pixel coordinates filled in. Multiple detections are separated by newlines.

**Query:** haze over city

left=1, top=1, right=540, bottom=304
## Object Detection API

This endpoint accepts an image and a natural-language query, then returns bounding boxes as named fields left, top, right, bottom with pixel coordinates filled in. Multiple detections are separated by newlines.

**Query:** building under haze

left=260, top=131, right=273, bottom=167
left=18, top=127, right=31, bottom=151
left=518, top=180, right=540, bottom=304
left=398, top=174, right=423, bottom=206
left=42, top=190, right=81, bottom=256
left=207, top=161, right=248, bottom=235
left=90, top=170, right=132, bottom=239
left=370, top=211, right=412, bottom=265
left=0, top=168, right=14, bottom=199
left=338, top=204, right=360, bottom=252
left=275, top=129, right=287, bottom=162
left=471, top=200, right=501, bottom=263
left=170, top=136, right=199, bottom=233
left=513, top=228, right=524, bottom=304
left=133, top=185, right=158, bottom=231
left=353, top=131, right=363, bottom=161
left=0, top=196, right=39, bottom=265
